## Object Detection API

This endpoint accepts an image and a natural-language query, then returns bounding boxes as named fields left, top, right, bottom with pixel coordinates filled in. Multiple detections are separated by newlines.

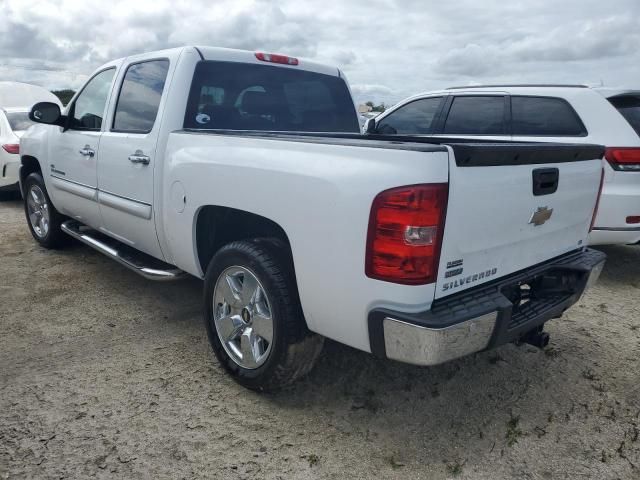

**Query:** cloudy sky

left=1, top=0, right=639, bottom=106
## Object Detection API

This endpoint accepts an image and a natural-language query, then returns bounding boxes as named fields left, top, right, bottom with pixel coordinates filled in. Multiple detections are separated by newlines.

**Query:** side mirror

left=29, top=102, right=64, bottom=127
left=364, top=117, right=377, bottom=134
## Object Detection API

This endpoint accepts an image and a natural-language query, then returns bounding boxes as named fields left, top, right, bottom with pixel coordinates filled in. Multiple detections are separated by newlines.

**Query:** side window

left=6, top=112, right=35, bottom=132
left=443, top=96, right=506, bottom=135
left=607, top=95, right=640, bottom=137
left=69, top=68, right=116, bottom=131
left=113, top=60, right=170, bottom=133
left=512, top=96, right=586, bottom=136
left=377, top=97, right=444, bottom=134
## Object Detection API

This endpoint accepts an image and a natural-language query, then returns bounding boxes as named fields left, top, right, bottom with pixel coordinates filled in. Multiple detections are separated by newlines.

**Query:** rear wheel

left=23, top=172, right=68, bottom=249
left=203, top=239, right=324, bottom=391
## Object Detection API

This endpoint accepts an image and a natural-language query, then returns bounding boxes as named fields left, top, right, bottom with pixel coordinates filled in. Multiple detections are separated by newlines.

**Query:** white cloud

left=350, top=84, right=395, bottom=105
left=1, top=0, right=639, bottom=105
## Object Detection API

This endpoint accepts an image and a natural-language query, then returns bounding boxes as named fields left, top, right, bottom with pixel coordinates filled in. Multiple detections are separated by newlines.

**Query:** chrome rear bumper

left=383, top=313, right=497, bottom=366
left=369, top=248, right=606, bottom=366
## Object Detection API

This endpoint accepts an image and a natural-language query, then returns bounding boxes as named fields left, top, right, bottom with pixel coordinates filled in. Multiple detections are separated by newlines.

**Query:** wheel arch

left=194, top=205, right=296, bottom=278
left=19, top=155, right=42, bottom=195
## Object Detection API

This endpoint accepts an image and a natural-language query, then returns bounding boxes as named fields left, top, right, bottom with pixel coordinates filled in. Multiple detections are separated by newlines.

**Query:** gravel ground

left=1, top=195, right=639, bottom=479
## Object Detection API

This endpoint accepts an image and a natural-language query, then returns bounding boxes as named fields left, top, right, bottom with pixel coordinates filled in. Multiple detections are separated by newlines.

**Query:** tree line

left=51, top=89, right=75, bottom=106
left=365, top=101, right=386, bottom=112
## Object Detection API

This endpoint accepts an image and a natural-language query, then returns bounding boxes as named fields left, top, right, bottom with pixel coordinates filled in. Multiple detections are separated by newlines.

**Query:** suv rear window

left=443, top=96, right=506, bottom=135
left=608, top=95, right=640, bottom=137
left=184, top=61, right=359, bottom=133
left=511, top=96, right=586, bottom=136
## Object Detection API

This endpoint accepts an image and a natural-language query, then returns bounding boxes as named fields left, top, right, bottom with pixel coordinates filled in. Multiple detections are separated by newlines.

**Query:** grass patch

left=506, top=414, right=523, bottom=446
left=386, top=455, right=405, bottom=470
left=301, top=454, right=320, bottom=467
left=445, top=460, right=465, bottom=476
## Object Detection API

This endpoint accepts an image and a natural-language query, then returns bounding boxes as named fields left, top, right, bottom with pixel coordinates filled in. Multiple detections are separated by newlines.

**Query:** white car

left=19, top=48, right=605, bottom=390
left=368, top=85, right=640, bottom=245
left=0, top=82, right=62, bottom=192
left=1, top=108, right=33, bottom=191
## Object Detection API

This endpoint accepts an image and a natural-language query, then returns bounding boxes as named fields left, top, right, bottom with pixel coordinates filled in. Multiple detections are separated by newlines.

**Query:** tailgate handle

left=532, top=168, right=559, bottom=196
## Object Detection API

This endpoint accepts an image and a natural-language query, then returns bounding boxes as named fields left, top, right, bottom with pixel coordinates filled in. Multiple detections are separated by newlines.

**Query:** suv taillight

left=590, top=167, right=605, bottom=232
left=366, top=184, right=448, bottom=285
left=604, top=147, right=640, bottom=171
left=2, top=144, right=19, bottom=154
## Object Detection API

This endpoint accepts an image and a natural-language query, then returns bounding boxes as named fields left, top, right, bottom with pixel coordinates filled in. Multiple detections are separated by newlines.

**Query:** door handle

left=79, top=145, right=95, bottom=157
left=532, top=168, right=559, bottom=196
left=128, top=150, right=150, bottom=166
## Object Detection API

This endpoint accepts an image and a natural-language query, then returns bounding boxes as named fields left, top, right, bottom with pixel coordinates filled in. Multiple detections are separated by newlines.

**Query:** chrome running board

left=61, top=220, right=186, bottom=281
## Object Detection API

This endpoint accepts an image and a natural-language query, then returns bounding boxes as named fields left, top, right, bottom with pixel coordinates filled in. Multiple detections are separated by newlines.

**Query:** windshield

left=6, top=111, right=35, bottom=132
left=184, top=61, right=359, bottom=133
left=608, top=95, right=640, bottom=137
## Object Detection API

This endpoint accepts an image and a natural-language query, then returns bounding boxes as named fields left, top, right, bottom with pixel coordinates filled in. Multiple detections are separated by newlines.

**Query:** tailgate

left=436, top=143, right=604, bottom=299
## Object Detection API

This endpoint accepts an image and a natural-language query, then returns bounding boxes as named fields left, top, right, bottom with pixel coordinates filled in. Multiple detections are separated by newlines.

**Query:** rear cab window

left=443, top=96, right=507, bottom=135
left=511, top=96, right=586, bottom=136
left=184, top=61, right=359, bottom=133
left=607, top=95, right=640, bottom=137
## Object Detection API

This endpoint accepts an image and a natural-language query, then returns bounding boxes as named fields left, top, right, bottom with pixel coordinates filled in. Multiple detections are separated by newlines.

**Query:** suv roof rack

left=446, top=84, right=589, bottom=90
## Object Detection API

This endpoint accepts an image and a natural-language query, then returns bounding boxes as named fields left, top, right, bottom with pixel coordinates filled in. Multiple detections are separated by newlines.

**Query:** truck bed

left=179, top=128, right=605, bottom=164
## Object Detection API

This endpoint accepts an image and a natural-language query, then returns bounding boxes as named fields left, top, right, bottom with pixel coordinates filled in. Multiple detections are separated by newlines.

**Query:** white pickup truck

left=20, top=46, right=606, bottom=391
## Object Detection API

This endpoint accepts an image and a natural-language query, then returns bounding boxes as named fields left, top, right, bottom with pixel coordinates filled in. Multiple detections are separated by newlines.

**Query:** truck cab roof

left=103, top=46, right=341, bottom=78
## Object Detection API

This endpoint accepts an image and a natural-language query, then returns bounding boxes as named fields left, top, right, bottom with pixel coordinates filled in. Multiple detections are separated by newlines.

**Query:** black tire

left=203, top=239, right=324, bottom=391
left=23, top=172, right=69, bottom=249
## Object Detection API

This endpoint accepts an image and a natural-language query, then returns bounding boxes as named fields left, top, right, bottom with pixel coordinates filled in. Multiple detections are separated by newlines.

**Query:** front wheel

left=23, top=172, right=69, bottom=249
left=203, top=239, right=324, bottom=391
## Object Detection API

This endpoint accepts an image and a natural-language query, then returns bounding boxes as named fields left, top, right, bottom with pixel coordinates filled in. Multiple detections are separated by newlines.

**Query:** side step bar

left=61, top=220, right=186, bottom=281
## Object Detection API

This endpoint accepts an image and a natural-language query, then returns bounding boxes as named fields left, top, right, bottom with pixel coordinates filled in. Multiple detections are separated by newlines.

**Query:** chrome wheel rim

left=26, top=185, right=50, bottom=238
left=213, top=266, right=274, bottom=369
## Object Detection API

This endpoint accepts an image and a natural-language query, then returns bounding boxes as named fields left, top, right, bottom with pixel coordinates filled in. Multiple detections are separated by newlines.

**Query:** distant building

left=357, top=103, right=373, bottom=114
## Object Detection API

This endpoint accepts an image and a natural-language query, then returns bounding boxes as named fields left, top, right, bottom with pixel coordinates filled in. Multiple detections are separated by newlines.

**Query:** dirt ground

left=1, top=195, right=639, bottom=480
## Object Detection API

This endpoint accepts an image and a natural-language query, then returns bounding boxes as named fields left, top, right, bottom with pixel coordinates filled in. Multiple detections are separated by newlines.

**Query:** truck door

left=97, top=58, right=171, bottom=259
left=47, top=68, right=117, bottom=228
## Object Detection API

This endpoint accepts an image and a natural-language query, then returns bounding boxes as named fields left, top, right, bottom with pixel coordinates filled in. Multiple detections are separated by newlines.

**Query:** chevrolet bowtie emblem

left=529, top=206, right=553, bottom=226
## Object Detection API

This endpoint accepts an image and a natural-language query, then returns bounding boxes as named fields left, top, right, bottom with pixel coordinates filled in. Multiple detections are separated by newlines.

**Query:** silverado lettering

left=442, top=268, right=498, bottom=292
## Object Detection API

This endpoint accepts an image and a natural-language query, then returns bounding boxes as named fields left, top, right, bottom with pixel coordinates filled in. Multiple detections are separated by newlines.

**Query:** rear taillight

left=255, top=52, right=299, bottom=65
left=627, top=216, right=640, bottom=224
left=366, top=184, right=448, bottom=285
left=2, top=144, right=19, bottom=154
left=589, top=168, right=605, bottom=232
left=604, top=147, right=640, bottom=171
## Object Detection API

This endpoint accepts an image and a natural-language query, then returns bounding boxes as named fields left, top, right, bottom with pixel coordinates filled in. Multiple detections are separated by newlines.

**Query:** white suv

left=369, top=85, right=640, bottom=245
